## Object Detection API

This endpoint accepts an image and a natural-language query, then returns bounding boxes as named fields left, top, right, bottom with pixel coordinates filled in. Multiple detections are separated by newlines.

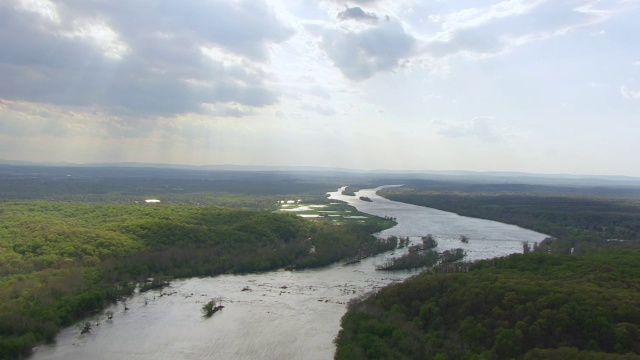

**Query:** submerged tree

left=422, top=234, right=438, bottom=249
left=202, top=299, right=224, bottom=317
left=80, top=321, right=92, bottom=334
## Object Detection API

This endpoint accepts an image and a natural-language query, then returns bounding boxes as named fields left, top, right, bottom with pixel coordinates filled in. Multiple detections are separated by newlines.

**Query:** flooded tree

left=79, top=322, right=92, bottom=334
left=522, top=241, right=531, bottom=254
left=202, top=299, right=224, bottom=317
left=421, top=234, right=438, bottom=249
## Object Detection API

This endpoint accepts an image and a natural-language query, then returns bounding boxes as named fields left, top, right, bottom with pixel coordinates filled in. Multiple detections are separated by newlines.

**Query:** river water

left=30, top=186, right=546, bottom=360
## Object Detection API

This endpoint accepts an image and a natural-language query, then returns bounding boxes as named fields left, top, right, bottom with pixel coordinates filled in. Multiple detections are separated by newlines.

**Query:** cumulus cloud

left=321, top=19, right=415, bottom=80
left=0, top=0, right=292, bottom=118
left=621, top=85, right=640, bottom=100
left=338, top=6, right=379, bottom=23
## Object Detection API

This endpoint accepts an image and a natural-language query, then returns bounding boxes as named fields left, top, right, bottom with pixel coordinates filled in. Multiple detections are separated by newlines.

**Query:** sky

left=0, top=0, right=639, bottom=176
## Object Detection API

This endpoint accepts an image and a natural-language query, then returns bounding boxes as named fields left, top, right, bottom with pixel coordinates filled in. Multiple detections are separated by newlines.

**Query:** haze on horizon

left=0, top=0, right=638, bottom=177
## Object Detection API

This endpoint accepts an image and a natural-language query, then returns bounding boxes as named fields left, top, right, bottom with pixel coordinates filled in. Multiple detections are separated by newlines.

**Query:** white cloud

left=421, top=0, right=619, bottom=59
left=436, top=0, right=545, bottom=31
left=18, top=0, right=60, bottom=23
left=63, top=20, right=129, bottom=60
left=621, top=85, right=640, bottom=100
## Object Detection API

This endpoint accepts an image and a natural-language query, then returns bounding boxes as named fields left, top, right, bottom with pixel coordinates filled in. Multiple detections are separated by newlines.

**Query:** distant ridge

left=84, top=162, right=365, bottom=173
left=1, top=159, right=640, bottom=186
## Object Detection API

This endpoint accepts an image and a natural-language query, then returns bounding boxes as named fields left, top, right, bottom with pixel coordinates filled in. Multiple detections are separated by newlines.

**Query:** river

left=30, top=186, right=547, bottom=360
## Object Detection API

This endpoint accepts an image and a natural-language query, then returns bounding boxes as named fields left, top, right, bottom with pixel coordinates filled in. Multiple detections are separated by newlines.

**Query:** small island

left=202, top=299, right=225, bottom=317
left=359, top=196, right=372, bottom=202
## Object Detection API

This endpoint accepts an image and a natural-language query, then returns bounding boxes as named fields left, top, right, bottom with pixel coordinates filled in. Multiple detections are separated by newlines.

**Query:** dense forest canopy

left=335, top=183, right=640, bottom=359
left=335, top=249, right=640, bottom=359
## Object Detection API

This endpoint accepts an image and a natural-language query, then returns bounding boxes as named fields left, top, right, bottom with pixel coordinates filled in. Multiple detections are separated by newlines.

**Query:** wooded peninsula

left=335, top=185, right=640, bottom=359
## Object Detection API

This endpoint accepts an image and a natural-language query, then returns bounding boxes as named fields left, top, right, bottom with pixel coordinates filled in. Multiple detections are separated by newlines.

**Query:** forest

left=335, top=185, right=640, bottom=359
left=335, top=248, right=640, bottom=359
left=0, top=201, right=395, bottom=359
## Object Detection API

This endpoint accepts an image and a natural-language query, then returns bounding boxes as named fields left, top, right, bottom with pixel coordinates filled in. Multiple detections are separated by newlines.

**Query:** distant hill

left=1, top=159, right=640, bottom=188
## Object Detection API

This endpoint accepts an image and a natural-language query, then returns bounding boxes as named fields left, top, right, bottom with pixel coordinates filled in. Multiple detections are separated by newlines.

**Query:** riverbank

left=29, top=186, right=547, bottom=359
left=0, top=201, right=396, bottom=359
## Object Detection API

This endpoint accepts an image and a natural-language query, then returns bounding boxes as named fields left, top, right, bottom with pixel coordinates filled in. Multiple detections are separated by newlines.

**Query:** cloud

left=202, top=103, right=256, bottom=118
left=0, top=99, right=112, bottom=138
left=326, top=0, right=379, bottom=4
left=0, top=0, right=292, bottom=118
left=301, top=103, right=337, bottom=116
left=426, top=27, right=503, bottom=58
left=437, top=117, right=503, bottom=143
left=621, top=85, right=640, bottom=100
left=423, top=0, right=618, bottom=59
left=338, top=6, right=379, bottom=23
left=321, top=19, right=415, bottom=80
left=308, top=85, right=332, bottom=99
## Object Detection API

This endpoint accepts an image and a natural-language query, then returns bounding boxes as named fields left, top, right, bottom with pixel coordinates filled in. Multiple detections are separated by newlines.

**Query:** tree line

left=335, top=248, right=640, bottom=359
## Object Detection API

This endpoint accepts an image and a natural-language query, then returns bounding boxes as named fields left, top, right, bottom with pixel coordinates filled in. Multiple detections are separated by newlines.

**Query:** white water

left=30, top=186, right=547, bottom=360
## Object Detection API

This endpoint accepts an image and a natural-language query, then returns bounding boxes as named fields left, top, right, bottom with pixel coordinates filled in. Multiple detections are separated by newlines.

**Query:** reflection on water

left=30, top=186, right=546, bottom=360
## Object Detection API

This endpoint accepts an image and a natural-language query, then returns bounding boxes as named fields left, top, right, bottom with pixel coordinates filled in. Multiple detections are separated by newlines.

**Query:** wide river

left=31, top=186, right=547, bottom=360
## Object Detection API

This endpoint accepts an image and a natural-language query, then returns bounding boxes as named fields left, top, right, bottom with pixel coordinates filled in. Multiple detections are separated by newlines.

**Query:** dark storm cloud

left=338, top=6, right=378, bottom=23
left=0, top=0, right=292, bottom=117
left=321, top=20, right=415, bottom=80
